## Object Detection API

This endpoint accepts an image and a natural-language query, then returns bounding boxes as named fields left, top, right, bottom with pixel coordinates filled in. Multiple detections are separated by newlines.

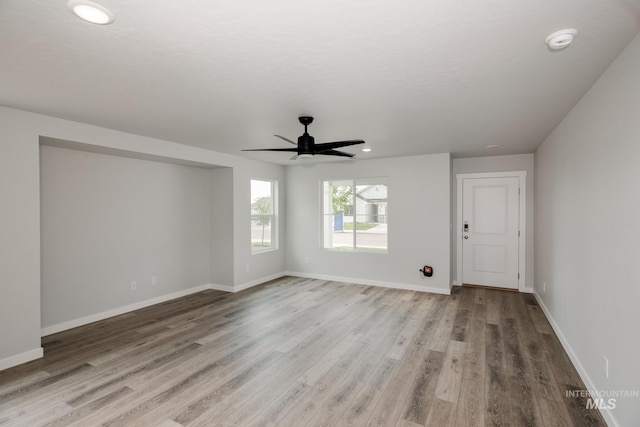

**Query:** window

left=251, top=179, right=276, bottom=252
left=322, top=178, right=388, bottom=251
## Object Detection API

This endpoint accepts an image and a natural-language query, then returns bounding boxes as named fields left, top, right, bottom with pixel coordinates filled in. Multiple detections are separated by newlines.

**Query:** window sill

left=251, top=247, right=278, bottom=254
left=322, top=248, right=388, bottom=254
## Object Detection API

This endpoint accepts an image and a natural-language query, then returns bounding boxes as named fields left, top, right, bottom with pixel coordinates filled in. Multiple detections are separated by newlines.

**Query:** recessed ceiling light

left=68, top=0, right=114, bottom=25
left=362, top=148, right=372, bottom=152
left=486, top=145, right=499, bottom=149
left=545, top=29, right=577, bottom=50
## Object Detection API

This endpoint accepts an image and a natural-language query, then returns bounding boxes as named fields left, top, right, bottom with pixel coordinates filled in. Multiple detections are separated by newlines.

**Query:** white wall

left=535, top=34, right=640, bottom=427
left=210, top=168, right=234, bottom=287
left=0, top=106, right=285, bottom=370
left=0, top=109, right=42, bottom=369
left=452, top=154, right=535, bottom=290
left=285, top=153, right=451, bottom=293
left=40, top=146, right=212, bottom=330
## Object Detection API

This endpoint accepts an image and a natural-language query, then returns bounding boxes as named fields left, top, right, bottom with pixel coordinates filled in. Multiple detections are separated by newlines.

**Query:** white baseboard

left=286, top=271, right=451, bottom=295
left=41, top=284, right=214, bottom=337
left=234, top=272, right=287, bottom=293
left=0, top=347, right=43, bottom=371
left=208, top=283, right=235, bottom=293
left=533, top=291, right=618, bottom=427
left=450, top=281, right=534, bottom=294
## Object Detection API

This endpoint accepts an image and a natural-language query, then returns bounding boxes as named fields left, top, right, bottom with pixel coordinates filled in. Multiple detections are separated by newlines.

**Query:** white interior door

left=462, top=177, right=519, bottom=289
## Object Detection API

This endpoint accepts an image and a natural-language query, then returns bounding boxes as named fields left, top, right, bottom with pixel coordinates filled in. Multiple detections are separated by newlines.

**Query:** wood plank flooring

left=0, top=277, right=606, bottom=426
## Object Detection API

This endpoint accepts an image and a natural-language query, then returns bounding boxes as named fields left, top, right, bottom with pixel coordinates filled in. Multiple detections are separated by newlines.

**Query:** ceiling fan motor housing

left=298, top=133, right=315, bottom=155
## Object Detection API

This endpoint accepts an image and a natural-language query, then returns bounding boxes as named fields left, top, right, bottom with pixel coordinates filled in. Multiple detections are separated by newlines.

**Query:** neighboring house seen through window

left=251, top=179, right=276, bottom=252
left=322, top=178, right=388, bottom=251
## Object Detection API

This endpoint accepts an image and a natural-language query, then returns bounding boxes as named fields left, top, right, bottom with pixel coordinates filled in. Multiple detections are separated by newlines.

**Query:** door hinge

left=518, top=273, right=520, bottom=279
left=518, top=230, right=520, bottom=237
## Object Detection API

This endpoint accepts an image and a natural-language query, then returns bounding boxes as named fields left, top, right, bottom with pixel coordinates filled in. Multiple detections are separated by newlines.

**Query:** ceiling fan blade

left=274, top=135, right=297, bottom=145
left=316, top=149, right=356, bottom=158
left=241, top=148, right=299, bottom=152
left=315, top=140, right=365, bottom=152
left=243, top=118, right=365, bottom=160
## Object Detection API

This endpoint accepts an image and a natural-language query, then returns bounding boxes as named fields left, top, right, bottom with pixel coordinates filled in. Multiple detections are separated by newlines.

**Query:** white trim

left=533, top=290, right=619, bottom=427
left=450, top=282, right=533, bottom=295
left=234, top=272, right=287, bottom=293
left=208, top=283, right=235, bottom=293
left=0, top=347, right=43, bottom=371
left=41, top=284, right=214, bottom=336
left=456, top=171, right=526, bottom=180
left=456, top=171, right=527, bottom=292
left=250, top=178, right=278, bottom=254
left=286, top=271, right=451, bottom=295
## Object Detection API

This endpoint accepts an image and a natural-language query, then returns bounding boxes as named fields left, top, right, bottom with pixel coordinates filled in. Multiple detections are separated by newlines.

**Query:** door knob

left=464, top=235, right=469, bottom=239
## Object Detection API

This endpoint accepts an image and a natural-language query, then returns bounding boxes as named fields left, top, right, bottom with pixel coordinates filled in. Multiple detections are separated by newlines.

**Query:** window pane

left=251, top=180, right=274, bottom=252
left=333, top=212, right=354, bottom=250
left=323, top=181, right=352, bottom=249
left=354, top=181, right=387, bottom=251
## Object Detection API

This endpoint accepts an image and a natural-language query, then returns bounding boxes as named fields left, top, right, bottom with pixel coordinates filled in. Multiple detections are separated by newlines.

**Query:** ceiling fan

left=242, top=116, right=365, bottom=160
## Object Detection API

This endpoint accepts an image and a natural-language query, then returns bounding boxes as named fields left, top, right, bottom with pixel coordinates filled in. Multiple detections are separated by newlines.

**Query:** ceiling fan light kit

left=242, top=116, right=365, bottom=160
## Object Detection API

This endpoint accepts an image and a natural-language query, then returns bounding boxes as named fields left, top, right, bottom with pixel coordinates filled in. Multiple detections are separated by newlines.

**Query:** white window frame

left=321, top=177, right=388, bottom=252
left=251, top=179, right=277, bottom=253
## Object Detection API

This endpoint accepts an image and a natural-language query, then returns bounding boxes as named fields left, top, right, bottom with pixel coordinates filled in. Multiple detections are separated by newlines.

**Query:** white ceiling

left=1, top=1, right=639, bottom=164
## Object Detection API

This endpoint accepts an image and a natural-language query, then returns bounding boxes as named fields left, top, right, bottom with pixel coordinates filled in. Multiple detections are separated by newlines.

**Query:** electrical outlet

left=305, top=256, right=310, bottom=264
left=131, top=281, right=137, bottom=290
left=151, top=276, right=157, bottom=286
left=603, top=355, right=609, bottom=379
left=245, top=264, right=250, bottom=272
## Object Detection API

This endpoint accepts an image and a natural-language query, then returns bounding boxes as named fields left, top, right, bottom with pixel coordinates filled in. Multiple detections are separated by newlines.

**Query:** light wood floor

left=0, top=277, right=606, bottom=426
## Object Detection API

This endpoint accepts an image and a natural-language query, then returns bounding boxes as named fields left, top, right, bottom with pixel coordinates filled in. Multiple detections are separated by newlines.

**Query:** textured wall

left=535, top=33, right=640, bottom=427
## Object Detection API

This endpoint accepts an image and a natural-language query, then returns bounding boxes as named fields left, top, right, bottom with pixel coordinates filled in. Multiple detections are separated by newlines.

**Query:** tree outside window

left=332, top=185, right=353, bottom=216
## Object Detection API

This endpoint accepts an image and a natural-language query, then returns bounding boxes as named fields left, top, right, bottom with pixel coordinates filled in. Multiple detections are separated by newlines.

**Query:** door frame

left=456, top=171, right=527, bottom=292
